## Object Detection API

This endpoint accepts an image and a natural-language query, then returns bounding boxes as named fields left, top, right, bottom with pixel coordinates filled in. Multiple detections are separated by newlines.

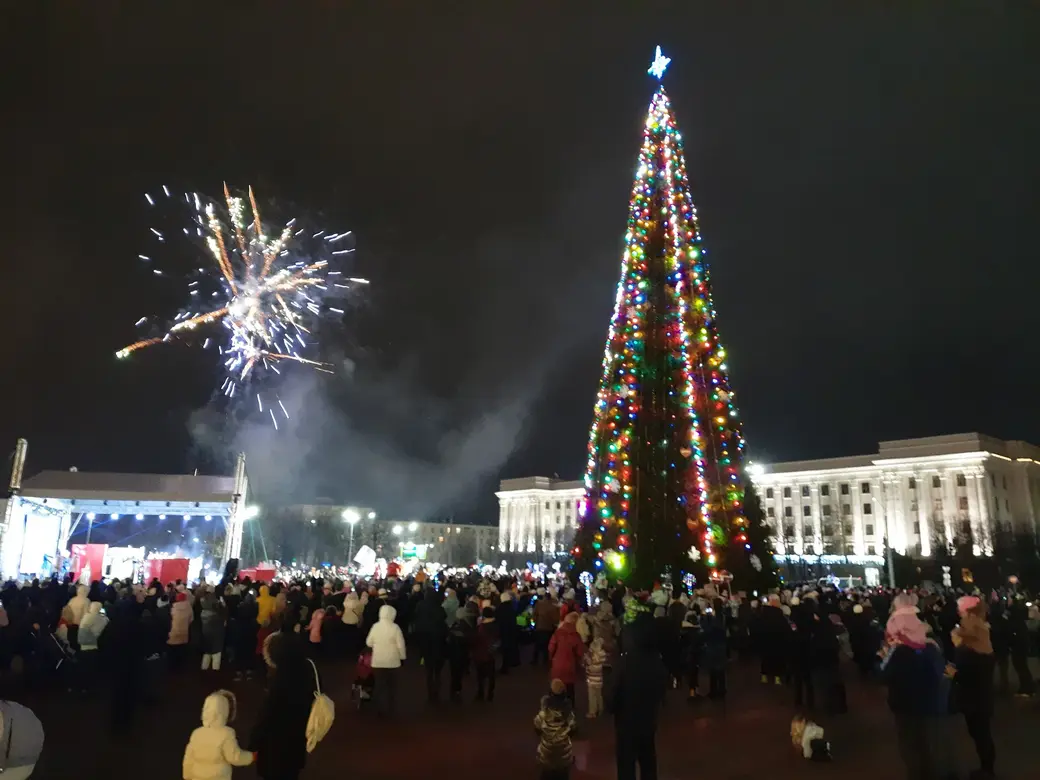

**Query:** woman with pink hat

left=951, top=595, right=996, bottom=779
left=881, top=592, right=952, bottom=778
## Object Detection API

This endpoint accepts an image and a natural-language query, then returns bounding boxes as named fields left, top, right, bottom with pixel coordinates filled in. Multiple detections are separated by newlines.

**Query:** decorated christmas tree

left=571, top=48, right=775, bottom=589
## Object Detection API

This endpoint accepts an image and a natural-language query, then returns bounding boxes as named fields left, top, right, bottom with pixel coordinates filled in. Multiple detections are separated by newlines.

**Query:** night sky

left=3, top=4, right=1038, bottom=526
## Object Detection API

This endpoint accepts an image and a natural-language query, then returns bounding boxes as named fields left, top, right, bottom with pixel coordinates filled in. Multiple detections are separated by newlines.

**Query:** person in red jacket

left=549, top=612, right=585, bottom=705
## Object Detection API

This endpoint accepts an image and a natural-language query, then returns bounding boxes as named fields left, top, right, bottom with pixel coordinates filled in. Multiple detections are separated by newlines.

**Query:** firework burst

left=118, top=184, right=364, bottom=427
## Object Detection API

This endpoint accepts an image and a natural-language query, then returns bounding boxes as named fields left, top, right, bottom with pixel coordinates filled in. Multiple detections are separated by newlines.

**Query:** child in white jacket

left=183, top=690, right=255, bottom=780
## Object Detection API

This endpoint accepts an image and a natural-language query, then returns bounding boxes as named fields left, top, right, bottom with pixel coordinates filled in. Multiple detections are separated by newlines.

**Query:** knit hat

left=891, top=592, right=919, bottom=615
left=886, top=611, right=927, bottom=649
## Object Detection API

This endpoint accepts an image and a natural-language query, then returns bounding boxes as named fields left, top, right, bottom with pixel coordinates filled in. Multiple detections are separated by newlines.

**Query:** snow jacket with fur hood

left=66, top=584, right=89, bottom=625
left=77, top=601, right=108, bottom=651
left=182, top=691, right=253, bottom=780
left=366, top=604, right=407, bottom=668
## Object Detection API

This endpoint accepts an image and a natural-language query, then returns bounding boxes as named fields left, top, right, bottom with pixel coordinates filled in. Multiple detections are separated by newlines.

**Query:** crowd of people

left=0, top=568, right=1037, bottom=779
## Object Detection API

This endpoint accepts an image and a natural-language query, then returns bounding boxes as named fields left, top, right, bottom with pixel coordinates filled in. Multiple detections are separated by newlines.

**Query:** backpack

left=305, top=658, right=334, bottom=752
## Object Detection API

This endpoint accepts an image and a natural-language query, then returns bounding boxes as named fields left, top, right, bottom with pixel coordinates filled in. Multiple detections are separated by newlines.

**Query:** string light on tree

left=570, top=47, right=775, bottom=589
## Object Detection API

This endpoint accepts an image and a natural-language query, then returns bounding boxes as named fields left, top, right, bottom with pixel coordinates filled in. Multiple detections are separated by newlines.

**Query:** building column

left=966, top=471, right=983, bottom=555
left=498, top=501, right=507, bottom=552
left=851, top=484, right=865, bottom=556
left=880, top=476, right=901, bottom=554
left=898, top=474, right=924, bottom=556
left=809, top=484, right=822, bottom=554
left=914, top=477, right=930, bottom=557
left=975, top=470, right=994, bottom=554
left=941, top=472, right=960, bottom=551
left=791, top=488, right=803, bottom=557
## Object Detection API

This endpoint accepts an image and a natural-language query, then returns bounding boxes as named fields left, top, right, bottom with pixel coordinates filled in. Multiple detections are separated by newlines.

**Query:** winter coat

left=249, top=633, right=316, bottom=779
left=341, top=593, right=361, bottom=626
left=883, top=642, right=947, bottom=716
left=365, top=604, right=407, bottom=668
left=533, top=598, right=561, bottom=633
left=66, top=585, right=89, bottom=625
left=200, top=597, right=226, bottom=654
left=758, top=604, right=789, bottom=676
left=77, top=601, right=109, bottom=651
left=534, top=693, right=576, bottom=770
left=362, top=596, right=385, bottom=629
left=307, top=608, right=324, bottom=644
left=612, top=615, right=667, bottom=732
left=441, top=593, right=460, bottom=628
left=168, top=600, right=193, bottom=646
left=585, top=643, right=607, bottom=687
left=589, top=603, right=618, bottom=657
left=549, top=621, right=585, bottom=685
left=952, top=614, right=995, bottom=716
left=679, top=621, right=703, bottom=668
left=182, top=692, right=253, bottom=780
left=412, top=589, right=448, bottom=639
left=700, top=615, right=727, bottom=672
left=447, top=618, right=473, bottom=666
left=255, top=586, right=275, bottom=627
left=471, top=619, right=499, bottom=664
left=496, top=598, right=517, bottom=641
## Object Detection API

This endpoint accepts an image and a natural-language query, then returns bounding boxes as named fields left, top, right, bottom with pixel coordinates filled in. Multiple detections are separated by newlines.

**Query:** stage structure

left=0, top=439, right=249, bottom=580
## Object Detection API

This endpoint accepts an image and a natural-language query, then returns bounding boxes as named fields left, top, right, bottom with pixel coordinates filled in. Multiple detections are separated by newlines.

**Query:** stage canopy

left=1, top=440, right=248, bottom=580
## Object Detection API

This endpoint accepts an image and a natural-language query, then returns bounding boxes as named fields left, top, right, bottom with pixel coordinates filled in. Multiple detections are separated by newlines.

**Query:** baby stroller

left=351, top=648, right=374, bottom=709
left=29, top=626, right=77, bottom=687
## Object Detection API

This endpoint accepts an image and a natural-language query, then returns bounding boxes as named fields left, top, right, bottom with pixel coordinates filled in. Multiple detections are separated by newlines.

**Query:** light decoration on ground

left=571, top=47, right=752, bottom=583
left=117, top=184, right=363, bottom=427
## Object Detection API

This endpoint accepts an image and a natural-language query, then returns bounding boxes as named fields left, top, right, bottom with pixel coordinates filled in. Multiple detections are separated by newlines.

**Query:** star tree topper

left=648, top=45, right=671, bottom=80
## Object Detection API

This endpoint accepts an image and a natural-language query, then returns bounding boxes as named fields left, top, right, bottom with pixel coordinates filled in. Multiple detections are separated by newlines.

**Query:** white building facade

left=496, top=434, right=1040, bottom=572
left=753, top=434, right=1040, bottom=567
left=495, top=477, right=584, bottom=561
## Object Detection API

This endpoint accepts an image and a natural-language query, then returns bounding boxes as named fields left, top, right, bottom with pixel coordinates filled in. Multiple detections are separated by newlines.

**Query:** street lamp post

left=342, top=508, right=362, bottom=563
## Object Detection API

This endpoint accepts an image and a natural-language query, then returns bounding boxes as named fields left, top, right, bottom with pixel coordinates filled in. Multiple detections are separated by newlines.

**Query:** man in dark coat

left=612, top=612, right=667, bottom=780
left=758, top=595, right=789, bottom=685
left=362, top=588, right=386, bottom=631
left=495, top=592, right=519, bottom=674
left=411, top=587, right=448, bottom=702
left=249, top=632, right=317, bottom=780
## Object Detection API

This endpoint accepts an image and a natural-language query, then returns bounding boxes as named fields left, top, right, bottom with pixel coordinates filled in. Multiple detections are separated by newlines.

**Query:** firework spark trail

left=118, top=184, right=365, bottom=425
